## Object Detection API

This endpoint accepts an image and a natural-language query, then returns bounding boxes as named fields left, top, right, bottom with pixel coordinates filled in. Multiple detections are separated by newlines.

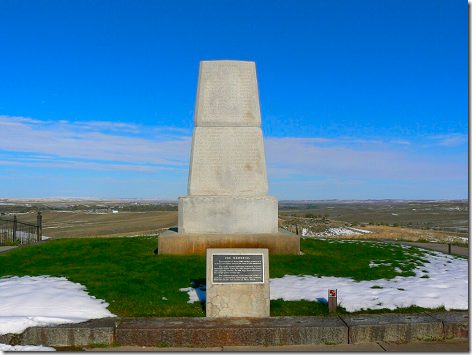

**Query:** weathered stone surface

left=158, top=228, right=300, bottom=255
left=426, top=311, right=469, bottom=339
left=340, top=314, right=444, bottom=344
left=0, top=333, right=23, bottom=346
left=174, top=60, right=287, bottom=244
left=195, top=61, right=261, bottom=127
left=115, top=317, right=348, bottom=347
left=3, top=313, right=468, bottom=348
left=178, top=196, right=277, bottom=234
left=188, top=127, right=268, bottom=196
left=20, top=317, right=118, bottom=347
left=206, top=249, right=269, bottom=318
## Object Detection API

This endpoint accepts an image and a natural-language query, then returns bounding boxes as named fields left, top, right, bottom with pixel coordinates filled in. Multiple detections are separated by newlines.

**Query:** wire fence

left=0, top=212, right=42, bottom=246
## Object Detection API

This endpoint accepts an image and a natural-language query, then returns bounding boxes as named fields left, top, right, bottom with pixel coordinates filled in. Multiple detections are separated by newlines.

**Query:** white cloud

left=0, top=115, right=192, bottom=171
left=264, top=137, right=467, bottom=181
left=390, top=140, right=411, bottom=145
left=0, top=116, right=467, bottom=185
left=428, top=133, right=468, bottom=147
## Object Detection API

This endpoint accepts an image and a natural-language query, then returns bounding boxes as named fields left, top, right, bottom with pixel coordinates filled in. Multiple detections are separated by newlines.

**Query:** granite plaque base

left=158, top=228, right=300, bottom=255
left=206, top=248, right=270, bottom=317
left=178, top=195, right=278, bottom=234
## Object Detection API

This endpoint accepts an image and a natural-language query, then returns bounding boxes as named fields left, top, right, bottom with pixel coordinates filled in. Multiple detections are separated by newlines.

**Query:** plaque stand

left=206, top=248, right=270, bottom=317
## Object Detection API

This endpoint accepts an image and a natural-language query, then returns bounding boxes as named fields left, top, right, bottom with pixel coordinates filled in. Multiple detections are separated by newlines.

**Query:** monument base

left=158, top=228, right=300, bottom=255
left=178, top=195, right=278, bottom=234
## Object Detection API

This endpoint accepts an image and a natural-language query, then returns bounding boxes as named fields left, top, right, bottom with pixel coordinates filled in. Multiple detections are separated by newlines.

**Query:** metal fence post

left=37, top=212, right=42, bottom=242
left=13, top=215, right=17, bottom=243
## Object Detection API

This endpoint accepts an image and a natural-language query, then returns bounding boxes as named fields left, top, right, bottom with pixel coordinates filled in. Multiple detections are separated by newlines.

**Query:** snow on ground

left=0, top=344, right=55, bottom=351
left=180, top=287, right=203, bottom=303
left=315, top=227, right=371, bottom=237
left=346, top=227, right=373, bottom=234
left=0, top=276, right=115, bottom=336
left=181, top=247, right=468, bottom=312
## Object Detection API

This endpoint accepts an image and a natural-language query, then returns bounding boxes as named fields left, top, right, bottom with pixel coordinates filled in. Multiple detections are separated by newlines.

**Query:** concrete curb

left=0, top=318, right=119, bottom=347
left=116, top=316, right=347, bottom=347
left=1, top=312, right=468, bottom=348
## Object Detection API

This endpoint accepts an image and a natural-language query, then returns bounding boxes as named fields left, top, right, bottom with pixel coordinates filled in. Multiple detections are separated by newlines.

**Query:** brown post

left=37, top=212, right=42, bottom=242
left=328, top=289, right=337, bottom=312
left=448, top=243, right=451, bottom=254
left=13, top=215, right=17, bottom=243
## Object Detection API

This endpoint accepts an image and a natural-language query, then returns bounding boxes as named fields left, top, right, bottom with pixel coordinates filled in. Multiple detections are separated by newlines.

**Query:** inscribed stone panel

left=188, top=127, right=268, bottom=196
left=195, top=61, right=261, bottom=127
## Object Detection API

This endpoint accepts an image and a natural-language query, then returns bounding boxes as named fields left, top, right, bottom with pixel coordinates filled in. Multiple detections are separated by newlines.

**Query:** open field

left=11, top=210, right=177, bottom=239
left=0, top=199, right=468, bottom=242
left=279, top=200, right=468, bottom=233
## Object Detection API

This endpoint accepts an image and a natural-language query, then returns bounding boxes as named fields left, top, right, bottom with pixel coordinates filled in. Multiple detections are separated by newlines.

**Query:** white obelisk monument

left=159, top=60, right=299, bottom=254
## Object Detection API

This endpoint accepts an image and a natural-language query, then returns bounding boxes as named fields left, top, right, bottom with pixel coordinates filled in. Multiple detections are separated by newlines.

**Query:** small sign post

left=328, top=289, right=337, bottom=312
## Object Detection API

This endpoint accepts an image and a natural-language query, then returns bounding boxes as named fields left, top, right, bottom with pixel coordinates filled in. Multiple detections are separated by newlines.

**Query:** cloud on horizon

left=0, top=115, right=467, bottom=198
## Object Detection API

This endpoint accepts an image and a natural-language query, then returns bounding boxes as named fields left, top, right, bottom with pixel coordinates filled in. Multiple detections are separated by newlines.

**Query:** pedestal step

left=158, top=228, right=300, bottom=255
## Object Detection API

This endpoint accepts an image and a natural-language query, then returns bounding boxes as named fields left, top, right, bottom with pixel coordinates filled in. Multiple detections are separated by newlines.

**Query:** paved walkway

left=399, top=241, right=468, bottom=257
left=83, top=339, right=468, bottom=352
left=0, top=246, right=18, bottom=254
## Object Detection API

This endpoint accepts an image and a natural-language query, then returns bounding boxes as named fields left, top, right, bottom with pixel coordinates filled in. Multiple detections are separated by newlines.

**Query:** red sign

left=329, top=289, right=337, bottom=297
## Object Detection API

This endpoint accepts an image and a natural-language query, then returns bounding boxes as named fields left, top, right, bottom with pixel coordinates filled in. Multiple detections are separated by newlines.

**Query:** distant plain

left=0, top=198, right=467, bottom=240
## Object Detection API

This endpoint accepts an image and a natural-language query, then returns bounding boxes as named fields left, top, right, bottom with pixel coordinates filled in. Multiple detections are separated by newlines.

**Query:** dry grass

left=15, top=210, right=178, bottom=238
left=346, top=225, right=467, bottom=244
left=12, top=209, right=467, bottom=245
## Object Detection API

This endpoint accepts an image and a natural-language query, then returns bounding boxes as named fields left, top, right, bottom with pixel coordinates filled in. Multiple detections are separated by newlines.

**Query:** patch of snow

left=179, top=284, right=206, bottom=304
left=0, top=276, right=115, bottom=336
left=314, top=227, right=373, bottom=237
left=346, top=227, right=373, bottom=234
left=369, top=261, right=392, bottom=268
left=0, top=344, right=55, bottom=351
left=41, top=236, right=51, bottom=240
left=315, top=228, right=361, bottom=237
left=180, top=249, right=468, bottom=312
left=270, top=252, right=467, bottom=312
left=117, top=234, right=160, bottom=238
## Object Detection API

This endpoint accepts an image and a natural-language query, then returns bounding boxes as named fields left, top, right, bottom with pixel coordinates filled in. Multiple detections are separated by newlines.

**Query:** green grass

left=340, top=304, right=447, bottom=315
left=271, top=239, right=429, bottom=280
left=87, top=343, right=110, bottom=348
left=0, top=237, right=442, bottom=317
left=0, top=237, right=206, bottom=317
left=271, top=299, right=331, bottom=316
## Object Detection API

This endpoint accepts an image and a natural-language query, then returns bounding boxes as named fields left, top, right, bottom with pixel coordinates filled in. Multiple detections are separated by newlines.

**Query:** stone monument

left=158, top=60, right=299, bottom=254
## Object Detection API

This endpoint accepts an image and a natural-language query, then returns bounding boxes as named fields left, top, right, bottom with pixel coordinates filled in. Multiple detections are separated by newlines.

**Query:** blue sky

left=0, top=0, right=467, bottom=199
